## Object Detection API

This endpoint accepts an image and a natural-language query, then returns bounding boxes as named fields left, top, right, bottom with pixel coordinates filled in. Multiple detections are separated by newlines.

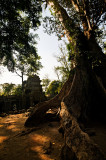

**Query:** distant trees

left=41, top=42, right=75, bottom=97
left=41, top=75, right=51, bottom=92
left=54, top=43, right=72, bottom=83
left=1, top=83, right=15, bottom=96
left=12, top=85, right=22, bottom=96
left=0, top=83, right=22, bottom=96
left=46, top=80, right=62, bottom=97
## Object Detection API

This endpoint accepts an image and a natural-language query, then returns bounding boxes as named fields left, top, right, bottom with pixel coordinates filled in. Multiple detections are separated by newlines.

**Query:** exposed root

left=60, top=102, right=105, bottom=160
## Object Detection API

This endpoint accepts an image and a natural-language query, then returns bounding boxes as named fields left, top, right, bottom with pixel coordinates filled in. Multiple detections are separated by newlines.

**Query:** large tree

left=25, top=0, right=106, bottom=159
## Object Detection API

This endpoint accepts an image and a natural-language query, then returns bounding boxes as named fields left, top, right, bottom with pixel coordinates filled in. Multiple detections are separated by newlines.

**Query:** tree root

left=60, top=102, right=105, bottom=160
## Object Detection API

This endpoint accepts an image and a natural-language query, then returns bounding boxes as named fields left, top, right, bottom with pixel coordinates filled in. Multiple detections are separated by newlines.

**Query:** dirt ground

left=0, top=113, right=64, bottom=160
left=0, top=113, right=106, bottom=160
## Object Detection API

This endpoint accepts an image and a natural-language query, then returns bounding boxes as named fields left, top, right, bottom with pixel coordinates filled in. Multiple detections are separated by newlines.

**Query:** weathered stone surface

left=22, top=75, right=46, bottom=109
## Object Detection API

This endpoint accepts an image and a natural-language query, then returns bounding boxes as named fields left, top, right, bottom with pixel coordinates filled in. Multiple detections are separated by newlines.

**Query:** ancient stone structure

left=22, top=75, right=46, bottom=109
left=0, top=95, right=22, bottom=113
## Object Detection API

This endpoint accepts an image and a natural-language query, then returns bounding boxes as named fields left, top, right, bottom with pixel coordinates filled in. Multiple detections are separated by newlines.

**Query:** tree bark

left=62, top=57, right=106, bottom=123
left=60, top=102, right=105, bottom=160
left=88, top=35, right=106, bottom=89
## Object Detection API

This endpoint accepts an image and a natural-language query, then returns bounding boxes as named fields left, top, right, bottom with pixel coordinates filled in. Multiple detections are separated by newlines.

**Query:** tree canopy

left=46, top=80, right=62, bottom=97
left=0, top=0, right=43, bottom=71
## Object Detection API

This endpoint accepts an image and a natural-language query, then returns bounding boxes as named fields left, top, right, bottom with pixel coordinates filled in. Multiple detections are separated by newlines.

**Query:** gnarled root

left=60, top=102, right=105, bottom=160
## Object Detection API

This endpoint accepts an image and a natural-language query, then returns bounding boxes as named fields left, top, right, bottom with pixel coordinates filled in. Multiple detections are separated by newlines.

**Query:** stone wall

left=0, top=95, right=22, bottom=113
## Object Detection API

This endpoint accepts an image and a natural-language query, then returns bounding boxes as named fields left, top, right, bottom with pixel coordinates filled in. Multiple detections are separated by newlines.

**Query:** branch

left=71, top=0, right=91, bottom=32
left=83, top=0, right=92, bottom=30
left=95, top=8, right=106, bottom=26
left=71, top=0, right=80, bottom=12
left=15, top=70, right=22, bottom=78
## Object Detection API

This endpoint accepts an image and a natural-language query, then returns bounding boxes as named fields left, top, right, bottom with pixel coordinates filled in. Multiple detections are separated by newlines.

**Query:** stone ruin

left=0, top=95, right=22, bottom=113
left=22, top=74, right=46, bottom=109
left=0, top=75, right=46, bottom=113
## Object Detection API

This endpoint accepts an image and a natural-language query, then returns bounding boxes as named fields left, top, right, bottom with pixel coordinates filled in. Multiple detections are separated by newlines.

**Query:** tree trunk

left=62, top=57, right=106, bottom=123
left=88, top=35, right=106, bottom=89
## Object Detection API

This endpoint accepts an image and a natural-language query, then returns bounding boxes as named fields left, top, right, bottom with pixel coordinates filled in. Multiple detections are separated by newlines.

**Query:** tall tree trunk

left=62, top=56, right=106, bottom=122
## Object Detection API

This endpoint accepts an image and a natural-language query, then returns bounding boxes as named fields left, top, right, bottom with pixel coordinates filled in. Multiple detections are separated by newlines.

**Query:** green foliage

left=12, top=85, right=22, bottom=96
left=1, top=83, right=22, bottom=96
left=46, top=80, right=62, bottom=97
left=0, top=0, right=42, bottom=71
left=15, top=53, right=43, bottom=78
left=54, top=43, right=72, bottom=83
left=1, top=83, right=15, bottom=96
left=41, top=76, right=51, bottom=92
left=43, top=14, right=64, bottom=40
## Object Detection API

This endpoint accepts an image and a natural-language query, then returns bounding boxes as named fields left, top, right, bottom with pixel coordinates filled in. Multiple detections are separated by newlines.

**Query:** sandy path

left=0, top=113, right=64, bottom=160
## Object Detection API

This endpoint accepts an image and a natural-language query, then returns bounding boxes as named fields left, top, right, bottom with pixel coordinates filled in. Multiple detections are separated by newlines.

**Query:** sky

left=0, top=16, right=65, bottom=85
left=37, top=26, right=65, bottom=80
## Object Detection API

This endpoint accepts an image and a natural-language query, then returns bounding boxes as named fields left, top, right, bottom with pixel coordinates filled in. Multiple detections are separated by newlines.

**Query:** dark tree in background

left=0, top=0, right=42, bottom=71
left=25, top=0, right=106, bottom=159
